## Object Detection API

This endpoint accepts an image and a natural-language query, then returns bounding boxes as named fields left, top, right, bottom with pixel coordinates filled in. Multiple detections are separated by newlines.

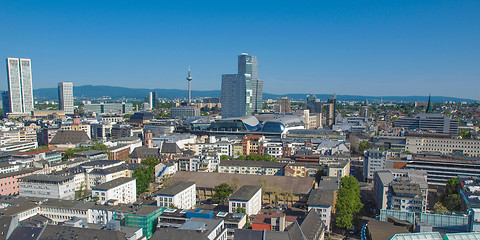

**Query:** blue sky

left=1, top=0, right=479, bottom=99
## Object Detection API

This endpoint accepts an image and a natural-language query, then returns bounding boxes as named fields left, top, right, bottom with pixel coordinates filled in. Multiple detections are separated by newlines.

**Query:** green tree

left=459, top=130, right=471, bottom=139
left=220, top=155, right=228, bottom=161
left=212, top=183, right=233, bottom=203
left=440, top=178, right=461, bottom=211
left=358, top=140, right=368, bottom=153
left=236, top=207, right=251, bottom=227
left=133, top=166, right=154, bottom=195
left=433, top=202, right=449, bottom=214
left=335, top=176, right=363, bottom=230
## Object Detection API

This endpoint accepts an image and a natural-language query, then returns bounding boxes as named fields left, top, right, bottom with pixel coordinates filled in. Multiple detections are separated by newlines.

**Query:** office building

left=4, top=58, right=34, bottom=116
left=405, top=136, right=480, bottom=157
left=19, top=174, right=75, bottom=200
left=394, top=113, right=459, bottom=134
left=58, top=82, right=74, bottom=114
left=84, top=102, right=133, bottom=115
left=221, top=53, right=263, bottom=118
left=276, top=97, right=291, bottom=113
left=170, top=106, right=200, bottom=119
left=326, top=96, right=336, bottom=128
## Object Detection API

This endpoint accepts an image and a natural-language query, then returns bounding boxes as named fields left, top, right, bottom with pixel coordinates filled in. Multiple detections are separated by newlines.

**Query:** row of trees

left=132, top=157, right=160, bottom=195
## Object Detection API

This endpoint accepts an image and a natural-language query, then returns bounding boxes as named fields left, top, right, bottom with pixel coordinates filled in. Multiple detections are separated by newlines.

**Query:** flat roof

left=229, top=185, right=261, bottom=201
left=20, top=174, right=73, bottom=183
left=307, top=189, right=334, bottom=207
left=220, top=160, right=287, bottom=168
left=92, top=177, right=135, bottom=191
left=157, top=181, right=196, bottom=196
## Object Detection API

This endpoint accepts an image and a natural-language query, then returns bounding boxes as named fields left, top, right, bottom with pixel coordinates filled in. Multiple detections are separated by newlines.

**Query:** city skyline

left=1, top=1, right=479, bottom=99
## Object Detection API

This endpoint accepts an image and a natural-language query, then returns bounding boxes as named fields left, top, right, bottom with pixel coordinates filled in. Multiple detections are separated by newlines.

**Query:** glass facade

left=5, top=58, right=33, bottom=115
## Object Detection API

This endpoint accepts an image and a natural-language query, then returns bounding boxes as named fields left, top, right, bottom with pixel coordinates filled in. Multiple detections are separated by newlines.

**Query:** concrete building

left=373, top=169, right=428, bottom=213
left=84, top=102, right=133, bottom=115
left=91, top=177, right=136, bottom=204
left=395, top=113, right=459, bottom=134
left=218, top=160, right=287, bottom=176
left=4, top=58, right=33, bottom=116
left=157, top=181, right=196, bottom=209
left=364, top=149, right=395, bottom=182
left=170, top=106, right=200, bottom=119
left=19, top=174, right=75, bottom=200
left=229, top=185, right=262, bottom=215
left=58, top=82, right=74, bottom=115
left=275, top=97, right=291, bottom=113
left=0, top=169, right=35, bottom=196
left=405, top=136, right=480, bottom=157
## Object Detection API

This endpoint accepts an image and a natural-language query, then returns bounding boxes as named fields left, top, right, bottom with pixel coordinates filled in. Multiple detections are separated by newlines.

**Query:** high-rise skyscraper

left=221, top=53, right=263, bottom=118
left=58, top=82, right=74, bottom=115
left=4, top=58, right=34, bottom=116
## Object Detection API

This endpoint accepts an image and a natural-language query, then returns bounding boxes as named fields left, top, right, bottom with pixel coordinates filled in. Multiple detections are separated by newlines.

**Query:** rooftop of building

left=92, top=177, right=135, bottom=191
left=20, top=174, right=74, bottom=183
left=220, top=159, right=287, bottom=168
left=307, top=189, right=335, bottom=207
left=0, top=168, right=36, bottom=179
left=157, top=181, right=196, bottom=196
left=166, top=171, right=314, bottom=195
left=229, top=185, right=262, bottom=201
left=49, top=130, right=90, bottom=145
left=390, top=180, right=422, bottom=198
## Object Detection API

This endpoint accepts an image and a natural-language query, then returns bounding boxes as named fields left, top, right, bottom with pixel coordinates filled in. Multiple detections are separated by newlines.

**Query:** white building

left=91, top=177, right=136, bottom=204
left=229, top=185, right=262, bottom=216
left=157, top=181, right=196, bottom=209
left=4, top=58, right=33, bottom=116
left=19, top=174, right=75, bottom=200
left=405, top=137, right=480, bottom=157
left=58, top=82, right=74, bottom=115
left=363, top=149, right=397, bottom=181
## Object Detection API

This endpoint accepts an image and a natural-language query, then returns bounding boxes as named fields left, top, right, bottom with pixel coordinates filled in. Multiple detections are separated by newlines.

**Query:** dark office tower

left=222, top=53, right=263, bottom=118
left=149, top=92, right=158, bottom=108
left=326, top=95, right=336, bottom=128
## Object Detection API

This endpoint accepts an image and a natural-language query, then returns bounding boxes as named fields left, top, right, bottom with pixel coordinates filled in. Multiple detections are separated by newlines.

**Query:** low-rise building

left=307, top=189, right=336, bottom=232
left=92, top=177, right=136, bottom=204
left=157, top=181, right=196, bottom=209
left=0, top=169, right=35, bottom=196
left=219, top=160, right=287, bottom=176
left=19, top=174, right=75, bottom=200
left=229, top=185, right=262, bottom=215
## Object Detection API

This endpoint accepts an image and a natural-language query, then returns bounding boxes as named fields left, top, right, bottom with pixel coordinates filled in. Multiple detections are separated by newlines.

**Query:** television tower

left=187, top=66, right=193, bottom=104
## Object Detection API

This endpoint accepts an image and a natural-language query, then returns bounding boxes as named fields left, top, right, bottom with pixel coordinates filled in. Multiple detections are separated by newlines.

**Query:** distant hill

left=33, top=85, right=477, bottom=103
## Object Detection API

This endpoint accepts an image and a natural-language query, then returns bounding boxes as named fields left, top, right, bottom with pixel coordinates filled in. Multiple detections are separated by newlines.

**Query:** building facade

left=157, top=181, right=196, bottom=209
left=229, top=185, right=262, bottom=215
left=19, top=174, right=75, bottom=199
left=91, top=177, right=136, bottom=204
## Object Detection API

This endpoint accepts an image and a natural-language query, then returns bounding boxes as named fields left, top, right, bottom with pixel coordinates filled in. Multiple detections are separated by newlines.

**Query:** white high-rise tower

left=4, top=58, right=33, bottom=116
left=58, top=82, right=74, bottom=115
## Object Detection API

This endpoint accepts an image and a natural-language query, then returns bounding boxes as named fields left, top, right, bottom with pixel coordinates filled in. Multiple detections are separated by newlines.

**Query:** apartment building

left=405, top=137, right=480, bottom=157
left=229, top=185, right=262, bottom=215
left=218, top=160, right=287, bottom=176
left=157, top=181, right=196, bottom=209
left=91, top=177, right=136, bottom=204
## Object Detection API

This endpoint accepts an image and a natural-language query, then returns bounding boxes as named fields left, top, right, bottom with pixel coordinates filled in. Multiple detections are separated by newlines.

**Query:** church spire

left=426, top=94, right=432, bottom=113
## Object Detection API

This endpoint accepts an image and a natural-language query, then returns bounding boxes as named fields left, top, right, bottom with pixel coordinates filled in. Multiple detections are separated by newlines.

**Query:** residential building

left=307, top=189, right=336, bottom=232
left=91, top=177, right=136, bottom=204
left=0, top=169, right=35, bottom=195
left=4, top=58, right=33, bottom=116
left=275, top=97, right=291, bottom=113
left=179, top=155, right=220, bottom=172
left=157, top=181, right=196, bottom=209
left=58, top=82, right=74, bottom=115
left=218, top=160, right=287, bottom=176
left=242, top=135, right=264, bottom=155
left=153, top=218, right=227, bottom=240
left=364, top=149, right=395, bottom=182
left=251, top=213, right=288, bottom=231
left=326, top=161, right=350, bottom=178
left=373, top=169, right=428, bottom=213
left=229, top=185, right=262, bottom=215
left=19, top=174, right=75, bottom=200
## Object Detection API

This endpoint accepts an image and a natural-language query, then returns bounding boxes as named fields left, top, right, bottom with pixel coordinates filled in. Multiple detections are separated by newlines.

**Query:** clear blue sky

left=1, top=0, right=479, bottom=99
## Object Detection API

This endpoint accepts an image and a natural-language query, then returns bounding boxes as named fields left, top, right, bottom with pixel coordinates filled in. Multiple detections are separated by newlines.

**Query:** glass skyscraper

left=58, top=82, right=74, bottom=115
left=221, top=53, right=263, bottom=118
left=4, top=58, right=34, bottom=116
